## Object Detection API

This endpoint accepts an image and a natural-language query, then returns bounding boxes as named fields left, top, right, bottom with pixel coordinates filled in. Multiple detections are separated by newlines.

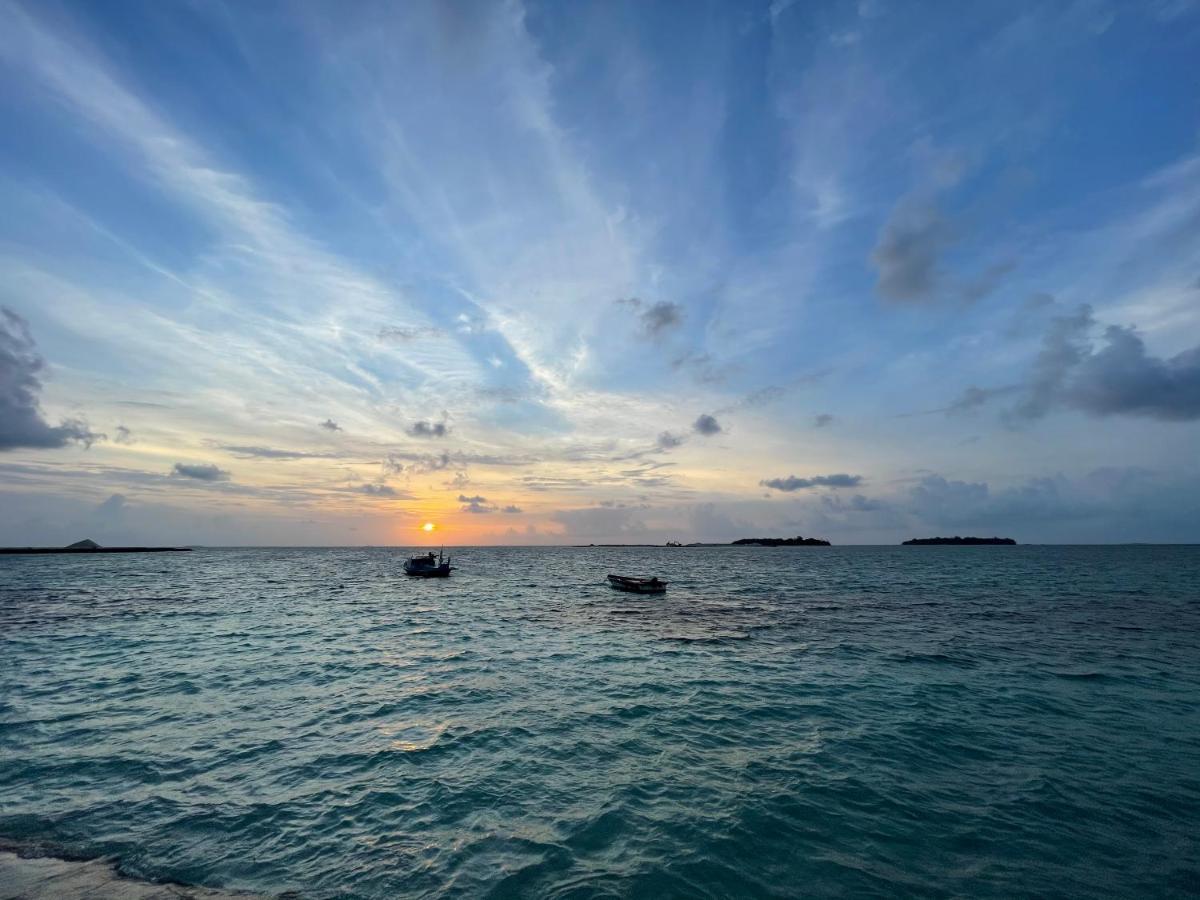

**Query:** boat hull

left=607, top=574, right=667, bottom=594
left=403, top=563, right=452, bottom=577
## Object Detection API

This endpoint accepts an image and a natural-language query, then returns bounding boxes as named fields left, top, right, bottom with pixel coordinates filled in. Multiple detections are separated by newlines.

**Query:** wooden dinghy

left=607, top=574, right=667, bottom=594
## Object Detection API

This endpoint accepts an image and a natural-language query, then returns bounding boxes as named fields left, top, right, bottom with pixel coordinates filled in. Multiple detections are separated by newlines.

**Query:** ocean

left=1, top=546, right=1198, bottom=898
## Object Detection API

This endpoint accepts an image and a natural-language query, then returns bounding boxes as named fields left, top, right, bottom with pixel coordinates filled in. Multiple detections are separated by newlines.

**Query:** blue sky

left=1, top=0, right=1198, bottom=545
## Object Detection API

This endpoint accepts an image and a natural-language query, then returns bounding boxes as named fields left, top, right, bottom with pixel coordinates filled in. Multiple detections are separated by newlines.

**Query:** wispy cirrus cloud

left=220, top=445, right=340, bottom=460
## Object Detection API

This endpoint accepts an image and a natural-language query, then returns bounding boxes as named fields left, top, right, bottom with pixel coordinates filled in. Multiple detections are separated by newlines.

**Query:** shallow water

left=1, top=546, right=1198, bottom=898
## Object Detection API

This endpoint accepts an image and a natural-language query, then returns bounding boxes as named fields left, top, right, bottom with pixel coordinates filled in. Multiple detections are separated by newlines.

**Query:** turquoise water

left=1, top=546, right=1198, bottom=897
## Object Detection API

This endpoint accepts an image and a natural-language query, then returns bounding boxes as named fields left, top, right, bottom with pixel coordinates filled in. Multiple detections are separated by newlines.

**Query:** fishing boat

left=607, top=574, right=667, bottom=594
left=404, top=548, right=453, bottom=577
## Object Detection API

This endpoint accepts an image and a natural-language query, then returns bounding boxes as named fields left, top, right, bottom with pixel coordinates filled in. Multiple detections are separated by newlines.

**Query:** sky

left=1, top=0, right=1198, bottom=546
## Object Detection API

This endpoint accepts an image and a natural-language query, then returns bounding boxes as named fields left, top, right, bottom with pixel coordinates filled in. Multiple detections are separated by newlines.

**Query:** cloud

left=416, top=451, right=452, bottom=471
left=1065, top=324, right=1200, bottom=421
left=870, top=200, right=953, bottom=302
left=454, top=313, right=489, bottom=335
left=407, top=420, right=449, bottom=438
left=220, top=445, right=336, bottom=459
left=849, top=494, right=885, bottom=511
left=1004, top=292, right=1058, bottom=338
left=671, top=351, right=732, bottom=384
left=1, top=307, right=102, bottom=450
left=761, top=473, right=863, bottom=491
left=871, top=177, right=1012, bottom=304
left=501, top=504, right=522, bottom=514
left=383, top=450, right=452, bottom=475
left=1002, top=305, right=1200, bottom=422
left=113, top=424, right=134, bottom=444
left=900, top=471, right=1176, bottom=536
left=458, top=493, right=494, bottom=513
left=359, top=483, right=396, bottom=496
left=945, top=385, right=1019, bottom=415
left=319, top=418, right=341, bottom=431
left=378, top=325, right=445, bottom=342
left=813, top=413, right=834, bottom=427
left=908, top=474, right=990, bottom=522
left=1007, top=305, right=1095, bottom=421
left=739, top=385, right=787, bottom=408
left=693, top=413, right=722, bottom=436
left=171, top=462, right=230, bottom=481
left=960, top=259, right=1017, bottom=302
left=620, top=298, right=684, bottom=339
left=714, top=376, right=829, bottom=417
left=688, top=502, right=754, bottom=541
left=639, top=301, right=683, bottom=337
left=551, top=505, right=647, bottom=538
left=96, top=493, right=127, bottom=516
left=657, top=431, right=686, bottom=449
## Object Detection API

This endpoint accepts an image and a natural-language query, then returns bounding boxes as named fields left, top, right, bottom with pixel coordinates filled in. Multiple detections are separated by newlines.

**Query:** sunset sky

left=1, top=0, right=1198, bottom=546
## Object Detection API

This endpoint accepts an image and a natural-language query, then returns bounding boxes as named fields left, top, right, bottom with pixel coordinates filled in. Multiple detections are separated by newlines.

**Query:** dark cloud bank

left=1, top=307, right=101, bottom=451
left=953, top=305, right=1200, bottom=423
left=761, top=473, right=863, bottom=491
left=408, top=420, right=449, bottom=438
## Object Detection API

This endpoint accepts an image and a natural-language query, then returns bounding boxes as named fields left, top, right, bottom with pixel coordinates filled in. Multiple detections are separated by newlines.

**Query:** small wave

left=1050, top=671, right=1113, bottom=681
left=659, top=632, right=751, bottom=644
left=892, top=651, right=978, bottom=668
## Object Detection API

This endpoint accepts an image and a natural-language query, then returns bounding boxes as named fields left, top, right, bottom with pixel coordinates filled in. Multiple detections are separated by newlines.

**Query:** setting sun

left=422, top=522, right=435, bottom=532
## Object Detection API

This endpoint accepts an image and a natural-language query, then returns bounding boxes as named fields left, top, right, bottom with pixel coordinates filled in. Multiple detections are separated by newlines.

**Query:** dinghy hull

left=607, top=574, right=667, bottom=594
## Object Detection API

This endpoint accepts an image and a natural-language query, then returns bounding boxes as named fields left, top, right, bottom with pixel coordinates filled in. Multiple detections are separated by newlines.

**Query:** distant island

left=0, top=538, right=192, bottom=555
left=731, top=535, right=831, bottom=547
left=902, top=536, right=1016, bottom=545
left=586, top=535, right=833, bottom=547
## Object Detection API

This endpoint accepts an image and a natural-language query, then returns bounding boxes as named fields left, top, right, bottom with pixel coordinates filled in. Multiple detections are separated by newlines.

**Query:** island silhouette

left=731, top=536, right=831, bottom=546
left=902, top=536, right=1016, bottom=545
left=0, top=538, right=191, bottom=555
